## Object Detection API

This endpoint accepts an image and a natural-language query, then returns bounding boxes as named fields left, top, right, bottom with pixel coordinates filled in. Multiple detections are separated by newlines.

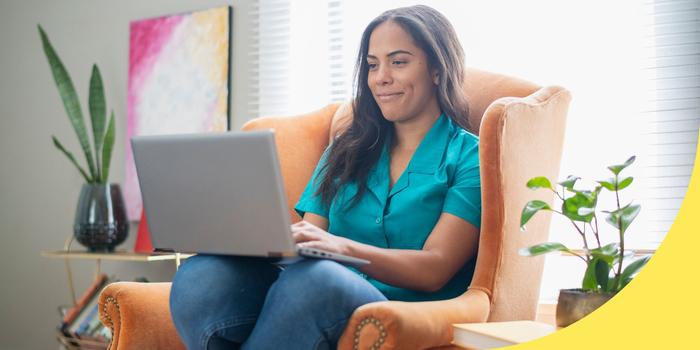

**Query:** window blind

left=328, top=0, right=348, bottom=103
left=248, top=0, right=291, bottom=120
left=641, top=0, right=699, bottom=246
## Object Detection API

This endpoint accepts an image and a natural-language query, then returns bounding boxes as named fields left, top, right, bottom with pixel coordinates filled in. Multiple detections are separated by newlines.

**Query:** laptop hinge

left=267, top=251, right=296, bottom=258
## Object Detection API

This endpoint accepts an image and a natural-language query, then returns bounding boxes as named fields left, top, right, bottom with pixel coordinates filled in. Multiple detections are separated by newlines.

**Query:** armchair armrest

left=98, top=282, right=185, bottom=350
left=338, top=288, right=490, bottom=350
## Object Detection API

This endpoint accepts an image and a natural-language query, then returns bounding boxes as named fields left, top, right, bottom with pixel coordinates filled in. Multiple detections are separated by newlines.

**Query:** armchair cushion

left=99, top=282, right=185, bottom=350
left=338, top=288, right=490, bottom=350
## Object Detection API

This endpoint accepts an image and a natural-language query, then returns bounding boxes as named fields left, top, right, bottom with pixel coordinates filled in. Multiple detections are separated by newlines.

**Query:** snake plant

left=38, top=25, right=115, bottom=184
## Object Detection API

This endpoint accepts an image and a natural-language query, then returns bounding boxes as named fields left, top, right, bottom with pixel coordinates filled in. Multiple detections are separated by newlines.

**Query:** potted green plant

left=39, top=25, right=128, bottom=252
left=519, top=156, right=650, bottom=327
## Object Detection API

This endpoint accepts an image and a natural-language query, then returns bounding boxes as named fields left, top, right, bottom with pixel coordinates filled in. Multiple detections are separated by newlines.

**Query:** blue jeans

left=170, top=255, right=388, bottom=349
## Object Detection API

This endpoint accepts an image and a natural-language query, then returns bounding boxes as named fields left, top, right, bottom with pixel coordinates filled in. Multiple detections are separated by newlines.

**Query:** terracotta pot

left=556, top=288, right=614, bottom=327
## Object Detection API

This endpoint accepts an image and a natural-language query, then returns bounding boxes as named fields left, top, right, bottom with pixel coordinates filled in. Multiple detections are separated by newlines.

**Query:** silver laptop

left=131, top=130, right=369, bottom=266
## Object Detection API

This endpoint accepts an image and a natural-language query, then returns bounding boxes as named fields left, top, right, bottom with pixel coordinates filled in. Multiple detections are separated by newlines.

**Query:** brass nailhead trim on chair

left=101, top=296, right=120, bottom=350
left=353, top=316, right=387, bottom=350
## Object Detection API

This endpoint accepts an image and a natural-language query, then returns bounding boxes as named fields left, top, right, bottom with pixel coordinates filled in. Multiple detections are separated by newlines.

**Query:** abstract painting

left=125, top=6, right=231, bottom=220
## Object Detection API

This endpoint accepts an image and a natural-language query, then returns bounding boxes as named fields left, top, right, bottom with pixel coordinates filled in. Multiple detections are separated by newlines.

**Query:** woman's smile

left=376, top=92, right=404, bottom=102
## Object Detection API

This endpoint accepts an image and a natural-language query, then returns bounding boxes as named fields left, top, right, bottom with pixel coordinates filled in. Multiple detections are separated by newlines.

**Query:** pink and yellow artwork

left=125, top=6, right=231, bottom=220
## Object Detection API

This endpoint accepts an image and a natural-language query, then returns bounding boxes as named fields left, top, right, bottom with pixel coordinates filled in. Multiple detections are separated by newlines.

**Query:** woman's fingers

left=291, top=221, right=333, bottom=244
left=292, top=228, right=321, bottom=243
left=292, top=231, right=307, bottom=243
left=292, top=220, right=311, bottom=228
left=292, top=226, right=342, bottom=254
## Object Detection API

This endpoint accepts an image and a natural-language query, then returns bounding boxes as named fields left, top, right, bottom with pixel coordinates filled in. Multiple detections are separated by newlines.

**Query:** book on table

left=61, top=274, right=108, bottom=328
left=452, top=320, right=556, bottom=349
left=60, top=274, right=112, bottom=342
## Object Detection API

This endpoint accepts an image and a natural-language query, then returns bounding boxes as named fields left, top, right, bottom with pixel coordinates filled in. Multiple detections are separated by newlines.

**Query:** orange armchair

left=99, top=68, right=570, bottom=350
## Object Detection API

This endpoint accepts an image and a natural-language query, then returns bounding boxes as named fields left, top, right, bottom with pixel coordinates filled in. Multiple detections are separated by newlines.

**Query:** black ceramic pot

left=73, top=183, right=129, bottom=252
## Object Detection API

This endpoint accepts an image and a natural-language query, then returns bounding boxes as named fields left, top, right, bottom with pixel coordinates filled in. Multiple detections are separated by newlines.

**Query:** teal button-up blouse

left=294, top=113, right=481, bottom=301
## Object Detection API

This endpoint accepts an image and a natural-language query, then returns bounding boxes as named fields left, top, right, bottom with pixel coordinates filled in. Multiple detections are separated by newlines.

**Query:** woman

left=170, top=5, right=481, bottom=349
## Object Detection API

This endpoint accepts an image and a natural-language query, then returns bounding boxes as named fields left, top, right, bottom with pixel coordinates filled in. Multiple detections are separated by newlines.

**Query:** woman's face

left=367, top=20, right=439, bottom=123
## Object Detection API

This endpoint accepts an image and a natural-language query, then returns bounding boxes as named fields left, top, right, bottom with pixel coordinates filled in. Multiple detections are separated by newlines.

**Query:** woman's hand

left=291, top=220, right=352, bottom=255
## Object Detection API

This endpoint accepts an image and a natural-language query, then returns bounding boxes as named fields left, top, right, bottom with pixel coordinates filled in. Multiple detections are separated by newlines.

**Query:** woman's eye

left=367, top=63, right=377, bottom=70
left=392, top=60, right=406, bottom=66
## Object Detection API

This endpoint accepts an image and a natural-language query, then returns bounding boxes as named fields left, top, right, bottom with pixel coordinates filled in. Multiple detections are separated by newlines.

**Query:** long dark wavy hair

left=315, top=5, right=470, bottom=211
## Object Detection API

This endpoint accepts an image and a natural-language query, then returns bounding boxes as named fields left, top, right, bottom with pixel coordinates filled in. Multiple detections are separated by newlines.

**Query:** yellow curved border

left=510, top=137, right=700, bottom=350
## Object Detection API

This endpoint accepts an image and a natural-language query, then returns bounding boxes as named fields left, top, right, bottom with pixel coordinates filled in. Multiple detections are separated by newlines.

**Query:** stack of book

left=59, top=274, right=112, bottom=344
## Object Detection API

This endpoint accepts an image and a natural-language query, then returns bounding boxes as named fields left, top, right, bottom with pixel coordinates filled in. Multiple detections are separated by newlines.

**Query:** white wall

left=0, top=1, right=254, bottom=348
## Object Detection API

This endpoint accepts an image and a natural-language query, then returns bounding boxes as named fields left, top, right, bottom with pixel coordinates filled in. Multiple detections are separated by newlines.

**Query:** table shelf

left=41, top=250, right=193, bottom=262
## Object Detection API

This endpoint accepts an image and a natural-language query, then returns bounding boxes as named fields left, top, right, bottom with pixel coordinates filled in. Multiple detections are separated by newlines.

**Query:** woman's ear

left=432, top=70, right=440, bottom=85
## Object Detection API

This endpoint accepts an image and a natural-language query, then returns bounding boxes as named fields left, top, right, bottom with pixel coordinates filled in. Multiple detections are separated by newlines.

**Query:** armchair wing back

left=474, top=83, right=570, bottom=322
left=98, top=67, right=571, bottom=350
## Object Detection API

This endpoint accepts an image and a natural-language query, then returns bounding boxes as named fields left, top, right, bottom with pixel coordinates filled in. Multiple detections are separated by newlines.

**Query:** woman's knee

left=241, top=260, right=387, bottom=349
left=270, top=259, right=385, bottom=311
left=171, top=255, right=234, bottom=310
left=170, top=255, right=281, bottom=322
left=277, top=259, right=348, bottom=287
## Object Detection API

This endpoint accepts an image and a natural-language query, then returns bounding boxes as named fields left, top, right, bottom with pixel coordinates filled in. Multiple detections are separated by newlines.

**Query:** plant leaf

left=608, top=156, right=636, bottom=175
left=577, top=207, right=595, bottom=216
left=619, top=204, right=641, bottom=234
left=89, top=64, right=106, bottom=180
left=582, top=258, right=599, bottom=291
left=100, top=111, right=115, bottom=183
left=619, top=256, right=650, bottom=290
left=594, top=258, right=610, bottom=292
left=590, top=243, right=619, bottom=264
left=527, top=176, right=553, bottom=191
left=519, top=242, right=573, bottom=256
left=562, top=191, right=596, bottom=223
left=52, top=136, right=92, bottom=182
left=598, top=176, right=633, bottom=192
left=598, top=178, right=616, bottom=191
left=558, top=175, right=580, bottom=191
left=604, top=210, right=620, bottom=230
left=604, top=203, right=641, bottom=234
left=520, top=200, right=551, bottom=229
left=39, top=25, right=97, bottom=180
left=590, top=253, right=617, bottom=266
left=617, top=176, right=633, bottom=191
left=591, top=186, right=602, bottom=202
